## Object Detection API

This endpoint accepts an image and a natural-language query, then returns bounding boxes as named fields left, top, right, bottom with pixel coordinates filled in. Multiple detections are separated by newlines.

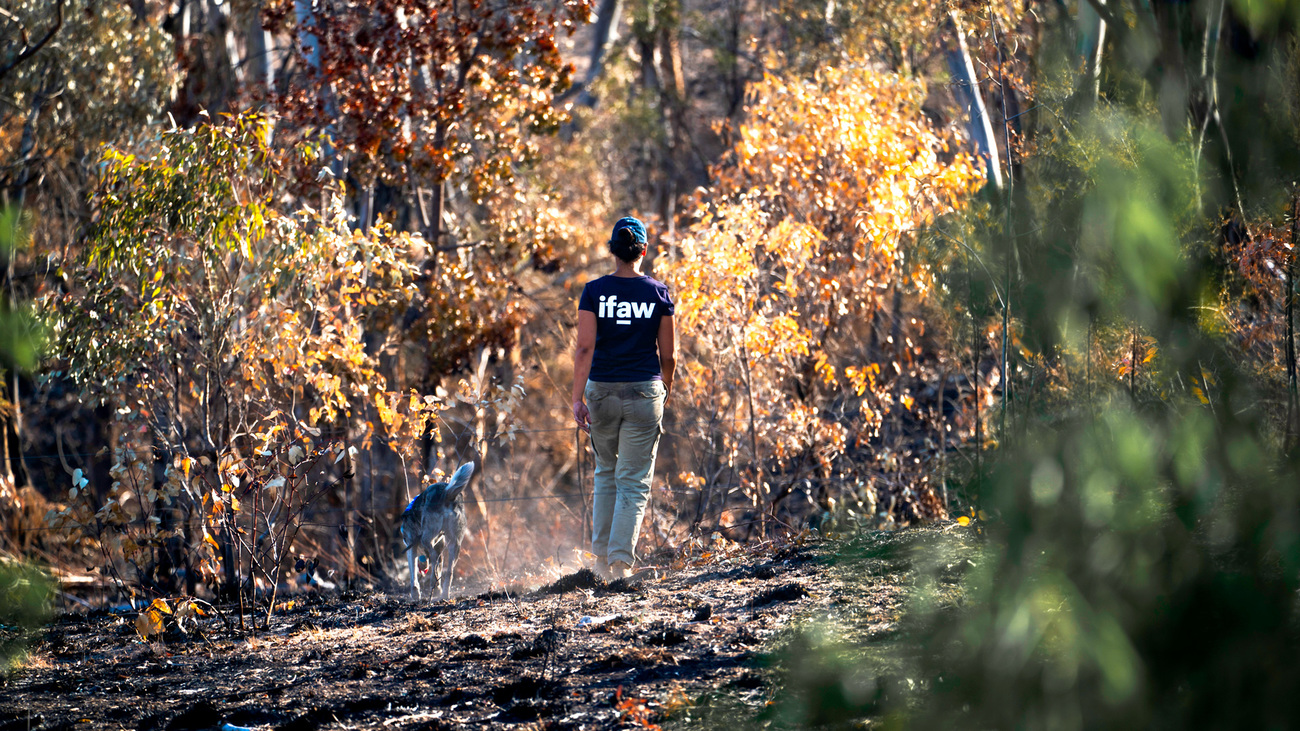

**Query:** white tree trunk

left=247, top=0, right=274, bottom=91
left=1077, top=0, right=1107, bottom=100
left=945, top=11, right=1003, bottom=190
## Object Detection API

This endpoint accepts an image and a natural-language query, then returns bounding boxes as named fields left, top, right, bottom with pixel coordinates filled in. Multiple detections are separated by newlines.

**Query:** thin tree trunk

left=1087, top=317, right=1094, bottom=408
left=247, top=1, right=274, bottom=92
left=342, top=440, right=357, bottom=585
left=1192, top=0, right=1225, bottom=213
left=213, top=0, right=242, bottom=93
left=2, top=83, right=46, bottom=493
left=294, top=0, right=321, bottom=74
left=405, top=22, right=432, bottom=235
left=657, top=11, right=685, bottom=104
left=738, top=339, right=765, bottom=536
left=360, top=182, right=375, bottom=234
left=429, top=180, right=444, bottom=251
left=1151, top=0, right=1191, bottom=140
left=1079, top=0, right=1107, bottom=100
left=295, top=0, right=343, bottom=179
left=1287, top=193, right=1299, bottom=449
left=938, top=365, right=949, bottom=515
left=469, top=346, right=492, bottom=550
left=182, top=511, right=197, bottom=595
left=725, top=0, right=744, bottom=117
left=154, top=444, right=182, bottom=594
left=1130, top=327, right=1138, bottom=400
left=576, top=0, right=624, bottom=106
left=891, top=276, right=904, bottom=441
left=366, top=434, right=385, bottom=583
left=428, top=122, right=447, bottom=248
left=994, top=14, right=1015, bottom=438
left=968, top=250, right=981, bottom=478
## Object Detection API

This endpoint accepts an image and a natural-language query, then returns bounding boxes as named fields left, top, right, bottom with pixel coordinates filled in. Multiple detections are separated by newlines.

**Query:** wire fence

left=11, top=391, right=966, bottom=545
left=18, top=396, right=967, bottom=465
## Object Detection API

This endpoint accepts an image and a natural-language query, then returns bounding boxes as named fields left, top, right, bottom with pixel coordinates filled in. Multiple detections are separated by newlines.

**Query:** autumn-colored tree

left=658, top=65, right=981, bottom=533
left=269, top=0, right=589, bottom=243
left=39, top=112, right=523, bottom=602
left=265, top=0, right=592, bottom=469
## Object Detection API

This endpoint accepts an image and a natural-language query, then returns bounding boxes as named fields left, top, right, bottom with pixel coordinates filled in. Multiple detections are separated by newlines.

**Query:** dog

left=399, top=462, right=474, bottom=600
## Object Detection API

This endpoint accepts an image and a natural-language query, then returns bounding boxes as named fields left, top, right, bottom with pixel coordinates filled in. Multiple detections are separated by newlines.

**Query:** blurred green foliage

left=0, top=561, right=54, bottom=675
left=0, top=207, right=45, bottom=371
left=760, top=2, right=1300, bottom=729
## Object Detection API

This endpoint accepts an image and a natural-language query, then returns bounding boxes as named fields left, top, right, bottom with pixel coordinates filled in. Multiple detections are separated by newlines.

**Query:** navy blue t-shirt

left=579, top=275, right=675, bottom=382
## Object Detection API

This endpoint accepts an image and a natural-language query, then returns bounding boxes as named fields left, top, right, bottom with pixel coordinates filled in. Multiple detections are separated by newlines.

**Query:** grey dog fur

left=399, top=462, right=474, bottom=600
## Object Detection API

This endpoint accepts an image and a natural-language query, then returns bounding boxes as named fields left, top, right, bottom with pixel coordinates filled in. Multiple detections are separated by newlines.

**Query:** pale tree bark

left=246, top=2, right=274, bottom=92
left=246, top=0, right=275, bottom=147
left=219, top=0, right=274, bottom=96
left=1192, top=0, right=1234, bottom=214
left=1077, top=0, right=1107, bottom=101
left=469, top=346, right=493, bottom=560
left=405, top=12, right=433, bottom=238
left=360, top=183, right=375, bottom=234
left=945, top=11, right=1003, bottom=190
left=574, top=0, right=624, bottom=106
left=658, top=22, right=684, bottom=104
left=213, top=0, right=242, bottom=90
left=655, top=8, right=687, bottom=244
left=993, top=15, right=1017, bottom=437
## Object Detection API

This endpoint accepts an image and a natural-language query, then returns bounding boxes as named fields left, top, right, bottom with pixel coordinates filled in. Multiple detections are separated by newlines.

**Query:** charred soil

left=0, top=534, right=924, bottom=730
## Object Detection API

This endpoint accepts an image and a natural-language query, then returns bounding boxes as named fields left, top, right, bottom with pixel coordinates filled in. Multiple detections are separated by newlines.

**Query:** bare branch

left=0, top=0, right=66, bottom=83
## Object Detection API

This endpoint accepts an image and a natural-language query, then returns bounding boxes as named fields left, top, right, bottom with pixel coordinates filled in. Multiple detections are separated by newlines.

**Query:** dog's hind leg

left=440, top=535, right=458, bottom=601
left=428, top=538, right=443, bottom=600
left=407, top=546, right=421, bottom=600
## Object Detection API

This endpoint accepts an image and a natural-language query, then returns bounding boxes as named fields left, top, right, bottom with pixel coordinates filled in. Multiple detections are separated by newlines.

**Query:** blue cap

left=609, top=216, right=647, bottom=245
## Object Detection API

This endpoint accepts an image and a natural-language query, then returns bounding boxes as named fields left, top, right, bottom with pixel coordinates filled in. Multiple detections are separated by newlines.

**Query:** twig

left=0, top=0, right=65, bottom=82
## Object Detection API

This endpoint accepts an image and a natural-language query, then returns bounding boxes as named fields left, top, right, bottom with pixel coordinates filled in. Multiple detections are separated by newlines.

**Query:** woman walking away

left=572, top=216, right=676, bottom=580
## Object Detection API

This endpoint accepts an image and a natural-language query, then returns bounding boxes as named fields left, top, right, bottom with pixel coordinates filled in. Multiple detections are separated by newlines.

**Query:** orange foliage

left=659, top=64, right=981, bottom=524
left=40, top=113, right=527, bottom=594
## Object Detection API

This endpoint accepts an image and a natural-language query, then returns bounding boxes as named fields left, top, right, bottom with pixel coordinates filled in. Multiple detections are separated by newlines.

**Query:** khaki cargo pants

left=585, top=379, right=666, bottom=567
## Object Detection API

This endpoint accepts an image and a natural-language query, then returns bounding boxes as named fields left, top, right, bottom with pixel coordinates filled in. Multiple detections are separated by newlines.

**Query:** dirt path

left=0, top=534, right=918, bottom=730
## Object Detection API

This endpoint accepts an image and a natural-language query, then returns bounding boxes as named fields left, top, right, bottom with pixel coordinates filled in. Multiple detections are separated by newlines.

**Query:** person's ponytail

left=607, top=216, right=648, bottom=263
left=609, top=227, right=647, bottom=263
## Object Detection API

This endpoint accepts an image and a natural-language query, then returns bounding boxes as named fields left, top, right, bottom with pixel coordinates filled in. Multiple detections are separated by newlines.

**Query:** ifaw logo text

left=598, top=295, right=655, bottom=325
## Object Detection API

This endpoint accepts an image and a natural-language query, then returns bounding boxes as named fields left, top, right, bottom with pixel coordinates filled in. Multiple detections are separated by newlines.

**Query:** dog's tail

left=444, top=462, right=475, bottom=502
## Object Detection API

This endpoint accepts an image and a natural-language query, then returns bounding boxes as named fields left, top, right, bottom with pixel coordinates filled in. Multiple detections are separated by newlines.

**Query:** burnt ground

left=0, top=528, right=964, bottom=731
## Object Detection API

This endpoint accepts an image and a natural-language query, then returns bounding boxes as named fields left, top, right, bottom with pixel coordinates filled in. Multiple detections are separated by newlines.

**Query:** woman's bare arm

left=572, top=310, right=597, bottom=431
left=658, top=315, right=676, bottom=400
